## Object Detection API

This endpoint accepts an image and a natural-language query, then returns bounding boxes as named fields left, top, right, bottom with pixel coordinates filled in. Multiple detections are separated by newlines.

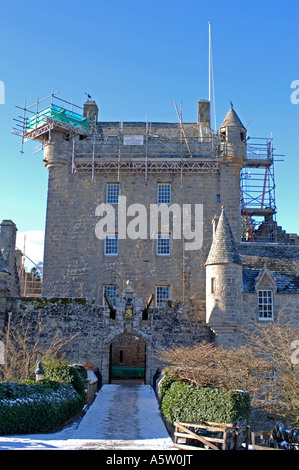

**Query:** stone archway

left=109, top=333, right=146, bottom=384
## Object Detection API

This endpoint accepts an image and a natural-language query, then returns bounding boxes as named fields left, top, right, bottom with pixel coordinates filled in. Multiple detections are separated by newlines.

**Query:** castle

left=0, top=94, right=298, bottom=384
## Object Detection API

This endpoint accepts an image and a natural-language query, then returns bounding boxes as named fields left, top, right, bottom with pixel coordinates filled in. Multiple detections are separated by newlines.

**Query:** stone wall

left=42, top=163, right=223, bottom=305
left=5, top=296, right=213, bottom=384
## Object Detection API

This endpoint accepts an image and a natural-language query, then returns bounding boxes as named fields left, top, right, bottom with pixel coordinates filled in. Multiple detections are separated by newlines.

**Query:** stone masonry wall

left=5, top=297, right=213, bottom=384
left=42, top=165, right=221, bottom=305
left=41, top=120, right=244, bottom=306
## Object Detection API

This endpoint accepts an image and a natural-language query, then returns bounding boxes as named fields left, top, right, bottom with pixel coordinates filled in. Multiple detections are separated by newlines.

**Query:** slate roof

left=239, top=243, right=299, bottom=293
left=205, top=208, right=243, bottom=266
left=219, top=107, right=245, bottom=128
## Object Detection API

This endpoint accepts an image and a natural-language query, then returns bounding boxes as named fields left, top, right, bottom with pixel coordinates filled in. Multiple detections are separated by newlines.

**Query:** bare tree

left=157, top=341, right=269, bottom=395
left=242, top=315, right=299, bottom=425
left=0, top=314, right=78, bottom=382
left=157, top=314, right=299, bottom=426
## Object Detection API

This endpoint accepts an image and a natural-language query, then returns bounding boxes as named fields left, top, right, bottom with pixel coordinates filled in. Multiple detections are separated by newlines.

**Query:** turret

left=205, top=207, right=243, bottom=346
left=218, top=104, right=247, bottom=164
left=217, top=105, right=247, bottom=241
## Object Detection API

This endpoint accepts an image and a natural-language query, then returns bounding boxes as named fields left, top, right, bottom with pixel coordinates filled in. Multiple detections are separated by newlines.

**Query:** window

left=103, top=285, right=117, bottom=308
left=156, top=286, right=170, bottom=307
left=260, top=369, right=276, bottom=402
left=107, top=183, right=120, bottom=204
left=258, top=290, right=273, bottom=320
left=216, top=194, right=221, bottom=204
left=119, top=350, right=124, bottom=364
left=157, top=234, right=170, bottom=255
left=105, top=234, right=118, bottom=255
left=158, top=183, right=171, bottom=204
left=211, top=277, right=216, bottom=294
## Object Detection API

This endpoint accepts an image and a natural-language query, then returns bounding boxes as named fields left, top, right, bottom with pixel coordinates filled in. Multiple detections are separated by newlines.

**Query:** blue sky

left=0, top=0, right=298, bottom=265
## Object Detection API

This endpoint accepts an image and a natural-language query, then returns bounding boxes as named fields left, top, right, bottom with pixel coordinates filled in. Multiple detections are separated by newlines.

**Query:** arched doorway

left=109, top=333, right=146, bottom=384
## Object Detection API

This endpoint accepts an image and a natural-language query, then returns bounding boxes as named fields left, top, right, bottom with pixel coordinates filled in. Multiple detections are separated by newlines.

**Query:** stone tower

left=217, top=106, right=247, bottom=242
left=18, top=93, right=247, bottom=312
left=205, top=207, right=243, bottom=346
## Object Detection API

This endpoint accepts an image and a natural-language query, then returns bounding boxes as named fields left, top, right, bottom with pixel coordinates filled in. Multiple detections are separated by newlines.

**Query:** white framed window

left=105, top=234, right=118, bottom=256
left=103, top=285, right=117, bottom=308
left=157, top=234, right=170, bottom=255
left=156, top=286, right=170, bottom=308
left=106, top=183, right=120, bottom=204
left=259, top=369, right=276, bottom=402
left=158, top=183, right=171, bottom=204
left=258, top=290, right=273, bottom=320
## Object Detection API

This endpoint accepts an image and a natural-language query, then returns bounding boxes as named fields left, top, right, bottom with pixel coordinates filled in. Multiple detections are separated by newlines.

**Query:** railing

left=246, top=137, right=273, bottom=162
left=25, top=104, right=92, bottom=134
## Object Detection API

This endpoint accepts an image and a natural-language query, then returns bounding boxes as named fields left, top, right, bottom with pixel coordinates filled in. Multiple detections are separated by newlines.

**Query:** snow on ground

left=0, top=384, right=174, bottom=450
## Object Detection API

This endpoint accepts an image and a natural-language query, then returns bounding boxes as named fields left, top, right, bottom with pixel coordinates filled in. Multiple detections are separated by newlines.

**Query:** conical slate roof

left=219, top=107, right=244, bottom=129
left=205, top=208, right=243, bottom=266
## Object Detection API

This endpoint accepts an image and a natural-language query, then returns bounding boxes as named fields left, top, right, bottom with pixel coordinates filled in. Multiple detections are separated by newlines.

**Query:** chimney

left=0, top=220, right=20, bottom=297
left=83, top=100, right=99, bottom=123
left=198, top=100, right=210, bottom=128
left=0, top=220, right=17, bottom=251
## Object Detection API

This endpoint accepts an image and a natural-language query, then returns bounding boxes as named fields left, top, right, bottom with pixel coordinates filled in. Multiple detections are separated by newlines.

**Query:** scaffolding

left=69, top=118, right=223, bottom=180
left=240, top=137, right=283, bottom=242
left=13, top=91, right=284, bottom=244
left=16, top=247, right=43, bottom=297
left=12, top=91, right=93, bottom=154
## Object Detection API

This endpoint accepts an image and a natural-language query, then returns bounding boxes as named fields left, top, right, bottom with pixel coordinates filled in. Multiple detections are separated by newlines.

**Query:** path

left=0, top=384, right=174, bottom=450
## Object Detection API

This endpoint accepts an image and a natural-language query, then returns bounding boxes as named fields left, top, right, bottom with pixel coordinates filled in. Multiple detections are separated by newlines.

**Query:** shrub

left=43, top=359, right=86, bottom=399
left=158, top=367, right=177, bottom=401
left=160, top=381, right=250, bottom=425
left=0, top=381, right=84, bottom=435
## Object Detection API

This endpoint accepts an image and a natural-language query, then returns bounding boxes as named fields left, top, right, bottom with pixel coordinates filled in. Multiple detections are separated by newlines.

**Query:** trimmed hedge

left=160, top=381, right=250, bottom=425
left=0, top=381, right=84, bottom=435
left=43, top=360, right=86, bottom=399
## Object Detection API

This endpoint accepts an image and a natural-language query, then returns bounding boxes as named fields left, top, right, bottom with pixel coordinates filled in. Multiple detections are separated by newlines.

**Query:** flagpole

left=208, top=21, right=211, bottom=103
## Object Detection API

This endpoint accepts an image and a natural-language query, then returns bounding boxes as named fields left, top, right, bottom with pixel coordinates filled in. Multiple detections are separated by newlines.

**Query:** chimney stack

left=198, top=99, right=210, bottom=128
left=83, top=100, right=99, bottom=123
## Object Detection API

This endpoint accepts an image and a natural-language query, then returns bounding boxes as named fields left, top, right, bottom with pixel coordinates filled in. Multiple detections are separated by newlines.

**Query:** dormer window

left=255, top=265, right=276, bottom=321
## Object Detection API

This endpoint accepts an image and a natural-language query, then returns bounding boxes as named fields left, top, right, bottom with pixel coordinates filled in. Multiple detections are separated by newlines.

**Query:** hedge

left=43, top=360, right=86, bottom=399
left=0, top=381, right=84, bottom=435
left=160, top=381, right=251, bottom=425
